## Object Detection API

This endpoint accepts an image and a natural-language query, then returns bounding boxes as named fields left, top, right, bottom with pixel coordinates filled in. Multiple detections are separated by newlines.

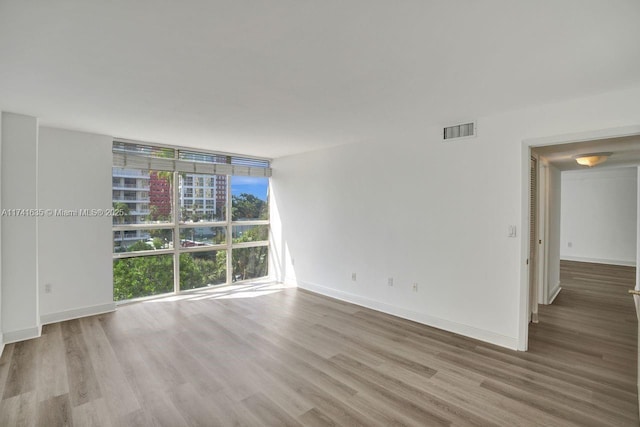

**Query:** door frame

left=538, top=158, right=549, bottom=305
left=518, top=124, right=640, bottom=351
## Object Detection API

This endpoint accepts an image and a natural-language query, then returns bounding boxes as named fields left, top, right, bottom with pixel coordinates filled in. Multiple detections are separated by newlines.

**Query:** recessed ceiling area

left=1, top=1, right=640, bottom=158
left=533, top=135, right=640, bottom=171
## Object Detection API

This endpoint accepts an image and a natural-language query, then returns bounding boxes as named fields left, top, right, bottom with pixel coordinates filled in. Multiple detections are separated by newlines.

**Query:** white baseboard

left=3, top=325, right=42, bottom=344
left=560, top=256, right=636, bottom=267
left=549, top=284, right=561, bottom=304
left=0, top=333, right=4, bottom=358
left=298, top=280, right=519, bottom=350
left=40, top=302, right=116, bottom=326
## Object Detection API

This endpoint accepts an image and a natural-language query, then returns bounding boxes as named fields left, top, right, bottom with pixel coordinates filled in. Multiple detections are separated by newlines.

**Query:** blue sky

left=231, top=177, right=269, bottom=201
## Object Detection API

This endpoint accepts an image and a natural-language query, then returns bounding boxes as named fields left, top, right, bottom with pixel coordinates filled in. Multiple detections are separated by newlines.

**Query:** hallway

left=529, top=260, right=638, bottom=424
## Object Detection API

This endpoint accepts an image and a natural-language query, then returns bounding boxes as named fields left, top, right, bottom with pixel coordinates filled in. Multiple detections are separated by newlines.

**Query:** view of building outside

left=149, top=171, right=171, bottom=219
left=113, top=171, right=229, bottom=251
left=179, top=173, right=227, bottom=223
left=112, top=167, right=152, bottom=251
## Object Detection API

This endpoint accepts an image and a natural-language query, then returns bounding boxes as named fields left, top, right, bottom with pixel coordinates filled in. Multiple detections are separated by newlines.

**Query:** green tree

left=180, top=251, right=226, bottom=290
left=149, top=228, right=172, bottom=247
left=112, top=202, right=131, bottom=224
left=232, top=247, right=268, bottom=281
left=232, top=225, right=268, bottom=244
left=231, top=223, right=269, bottom=281
left=113, top=255, right=174, bottom=300
left=127, top=240, right=154, bottom=252
left=232, top=193, right=267, bottom=220
left=113, top=202, right=133, bottom=253
left=152, top=238, right=164, bottom=249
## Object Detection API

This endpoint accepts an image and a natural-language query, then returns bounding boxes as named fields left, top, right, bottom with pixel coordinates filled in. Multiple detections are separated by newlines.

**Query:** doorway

left=519, top=126, right=640, bottom=351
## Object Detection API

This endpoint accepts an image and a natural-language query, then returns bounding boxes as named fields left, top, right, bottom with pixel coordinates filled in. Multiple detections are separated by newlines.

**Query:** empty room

left=1, top=1, right=640, bottom=426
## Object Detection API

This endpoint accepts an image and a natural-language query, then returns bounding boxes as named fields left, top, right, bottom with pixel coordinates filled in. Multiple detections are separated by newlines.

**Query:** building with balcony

left=179, top=173, right=227, bottom=221
left=112, top=169, right=227, bottom=248
left=112, top=168, right=151, bottom=247
left=149, top=171, right=171, bottom=220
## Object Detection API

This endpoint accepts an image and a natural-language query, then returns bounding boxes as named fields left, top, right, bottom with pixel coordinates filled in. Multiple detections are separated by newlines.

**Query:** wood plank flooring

left=0, top=261, right=637, bottom=426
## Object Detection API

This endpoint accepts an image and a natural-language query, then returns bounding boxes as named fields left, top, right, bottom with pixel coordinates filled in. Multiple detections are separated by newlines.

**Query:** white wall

left=268, top=184, right=296, bottom=286
left=0, top=115, right=3, bottom=354
left=546, top=164, right=562, bottom=302
left=1, top=112, right=40, bottom=343
left=560, top=168, right=637, bottom=266
left=271, top=83, right=640, bottom=350
left=38, top=127, right=115, bottom=324
left=0, top=120, right=115, bottom=348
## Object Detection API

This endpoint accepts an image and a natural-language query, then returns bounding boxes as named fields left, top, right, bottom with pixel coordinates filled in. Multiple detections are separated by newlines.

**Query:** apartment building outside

left=179, top=173, right=226, bottom=222
left=112, top=167, right=151, bottom=249
left=113, top=168, right=228, bottom=249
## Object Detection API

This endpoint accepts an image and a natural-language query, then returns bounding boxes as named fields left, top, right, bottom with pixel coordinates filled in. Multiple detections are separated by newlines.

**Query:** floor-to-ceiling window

left=112, top=141, right=271, bottom=301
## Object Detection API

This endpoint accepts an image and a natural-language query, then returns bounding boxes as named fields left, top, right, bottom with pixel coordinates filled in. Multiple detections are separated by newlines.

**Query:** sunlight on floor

left=142, top=281, right=296, bottom=303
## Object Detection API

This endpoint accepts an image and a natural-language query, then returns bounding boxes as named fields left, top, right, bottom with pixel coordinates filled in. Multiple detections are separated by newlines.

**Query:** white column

left=0, top=113, right=3, bottom=350
left=1, top=112, right=40, bottom=343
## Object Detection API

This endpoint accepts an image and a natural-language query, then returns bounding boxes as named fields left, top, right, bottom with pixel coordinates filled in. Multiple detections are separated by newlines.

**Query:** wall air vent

left=443, top=122, right=476, bottom=141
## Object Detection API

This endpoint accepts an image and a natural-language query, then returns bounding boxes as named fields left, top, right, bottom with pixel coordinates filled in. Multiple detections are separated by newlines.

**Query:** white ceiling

left=1, top=1, right=639, bottom=159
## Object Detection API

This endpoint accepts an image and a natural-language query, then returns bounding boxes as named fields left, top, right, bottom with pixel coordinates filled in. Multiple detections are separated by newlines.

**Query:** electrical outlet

left=351, top=272, right=357, bottom=281
left=388, top=277, right=394, bottom=287
left=412, top=283, right=418, bottom=292
left=45, top=283, right=52, bottom=293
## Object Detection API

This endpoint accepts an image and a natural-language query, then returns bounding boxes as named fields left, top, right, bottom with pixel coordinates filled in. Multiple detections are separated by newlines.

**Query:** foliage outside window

left=180, top=251, right=226, bottom=290
left=232, top=247, right=268, bottom=281
left=114, top=255, right=174, bottom=301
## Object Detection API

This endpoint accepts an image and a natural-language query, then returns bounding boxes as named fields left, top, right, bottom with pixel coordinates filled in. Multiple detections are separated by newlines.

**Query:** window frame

left=112, top=141, right=271, bottom=302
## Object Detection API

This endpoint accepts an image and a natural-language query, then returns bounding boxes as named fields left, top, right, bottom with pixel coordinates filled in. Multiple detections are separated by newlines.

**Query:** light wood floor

left=0, top=261, right=638, bottom=426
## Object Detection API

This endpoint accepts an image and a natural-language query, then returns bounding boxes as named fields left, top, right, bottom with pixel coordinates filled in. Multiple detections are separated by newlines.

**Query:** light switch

left=508, top=225, right=517, bottom=238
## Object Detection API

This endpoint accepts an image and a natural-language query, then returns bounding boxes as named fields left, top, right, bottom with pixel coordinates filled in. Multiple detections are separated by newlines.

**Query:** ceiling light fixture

left=573, top=152, right=612, bottom=167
